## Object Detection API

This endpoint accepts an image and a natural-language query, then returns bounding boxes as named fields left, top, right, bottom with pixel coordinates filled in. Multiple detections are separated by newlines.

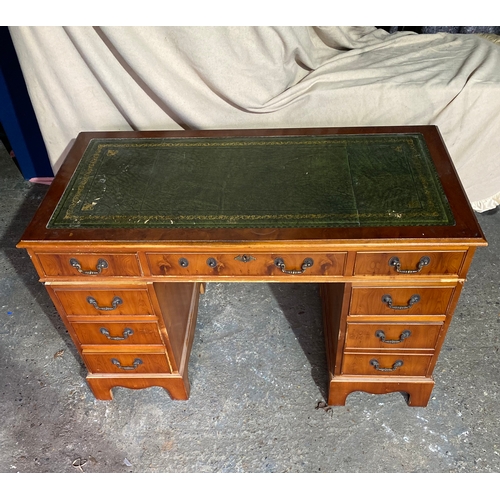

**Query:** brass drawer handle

left=382, top=294, right=420, bottom=310
left=87, top=296, right=123, bottom=311
left=375, top=329, right=411, bottom=344
left=70, top=258, right=108, bottom=275
left=388, top=256, right=430, bottom=274
left=274, top=257, right=314, bottom=275
left=111, top=358, right=143, bottom=371
left=370, top=359, right=403, bottom=372
left=100, top=327, right=134, bottom=341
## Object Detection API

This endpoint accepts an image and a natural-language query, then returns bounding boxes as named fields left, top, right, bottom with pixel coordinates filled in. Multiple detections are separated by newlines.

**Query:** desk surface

left=20, top=126, right=485, bottom=247
left=47, top=133, right=453, bottom=229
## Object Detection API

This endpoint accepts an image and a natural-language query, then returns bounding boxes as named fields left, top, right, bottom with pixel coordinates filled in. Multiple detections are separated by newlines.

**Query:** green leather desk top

left=47, top=133, right=454, bottom=229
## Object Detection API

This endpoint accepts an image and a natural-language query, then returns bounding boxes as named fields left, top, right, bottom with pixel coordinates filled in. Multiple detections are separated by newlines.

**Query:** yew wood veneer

left=17, top=126, right=487, bottom=406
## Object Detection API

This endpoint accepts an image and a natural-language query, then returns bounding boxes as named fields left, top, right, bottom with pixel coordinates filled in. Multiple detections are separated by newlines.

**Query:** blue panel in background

left=0, top=26, right=53, bottom=179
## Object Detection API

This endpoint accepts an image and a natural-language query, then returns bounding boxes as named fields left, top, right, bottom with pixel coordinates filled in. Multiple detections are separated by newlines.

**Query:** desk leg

left=327, top=378, right=435, bottom=407
left=86, top=374, right=190, bottom=401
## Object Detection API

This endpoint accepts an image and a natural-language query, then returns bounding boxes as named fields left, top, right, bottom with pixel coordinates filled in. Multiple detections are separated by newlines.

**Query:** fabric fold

left=9, top=26, right=500, bottom=210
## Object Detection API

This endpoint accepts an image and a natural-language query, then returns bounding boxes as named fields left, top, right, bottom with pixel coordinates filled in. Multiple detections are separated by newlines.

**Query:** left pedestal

left=32, top=255, right=201, bottom=401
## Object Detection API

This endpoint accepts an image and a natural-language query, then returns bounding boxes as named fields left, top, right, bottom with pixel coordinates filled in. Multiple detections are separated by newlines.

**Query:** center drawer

left=146, top=252, right=346, bottom=278
left=52, top=288, right=156, bottom=317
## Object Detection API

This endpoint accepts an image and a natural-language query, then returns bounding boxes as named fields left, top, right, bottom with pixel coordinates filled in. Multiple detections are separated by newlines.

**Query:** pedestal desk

left=18, top=126, right=487, bottom=406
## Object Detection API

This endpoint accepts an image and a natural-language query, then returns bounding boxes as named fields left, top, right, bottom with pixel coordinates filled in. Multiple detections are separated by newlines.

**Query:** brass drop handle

left=100, top=327, right=134, bottom=341
left=87, top=296, right=123, bottom=311
left=274, top=257, right=314, bottom=275
left=70, top=258, right=108, bottom=275
left=389, top=256, right=430, bottom=274
left=382, top=294, right=420, bottom=310
left=111, top=358, right=143, bottom=370
left=375, top=329, right=411, bottom=344
left=370, top=359, right=403, bottom=372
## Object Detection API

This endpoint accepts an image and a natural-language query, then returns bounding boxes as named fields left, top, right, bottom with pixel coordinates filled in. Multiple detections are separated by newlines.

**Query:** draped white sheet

left=9, top=26, right=500, bottom=211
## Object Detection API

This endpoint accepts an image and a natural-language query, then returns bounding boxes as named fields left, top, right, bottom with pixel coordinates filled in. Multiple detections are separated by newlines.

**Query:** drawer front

left=342, top=353, right=433, bottom=376
left=146, top=252, right=346, bottom=278
left=37, top=253, right=142, bottom=278
left=54, top=289, right=155, bottom=316
left=82, top=352, right=171, bottom=374
left=354, top=251, right=465, bottom=277
left=72, top=321, right=163, bottom=345
left=345, top=323, right=441, bottom=350
left=350, top=286, right=455, bottom=316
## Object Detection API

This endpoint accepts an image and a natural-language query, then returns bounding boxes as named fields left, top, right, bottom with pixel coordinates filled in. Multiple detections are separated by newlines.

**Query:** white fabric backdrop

left=9, top=26, right=500, bottom=211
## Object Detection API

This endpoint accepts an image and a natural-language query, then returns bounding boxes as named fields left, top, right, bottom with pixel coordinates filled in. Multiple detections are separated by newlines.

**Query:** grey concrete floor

left=1, top=142, right=499, bottom=474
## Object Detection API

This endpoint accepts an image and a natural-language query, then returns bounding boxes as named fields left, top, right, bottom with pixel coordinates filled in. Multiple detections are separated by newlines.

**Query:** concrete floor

left=1, top=142, right=499, bottom=474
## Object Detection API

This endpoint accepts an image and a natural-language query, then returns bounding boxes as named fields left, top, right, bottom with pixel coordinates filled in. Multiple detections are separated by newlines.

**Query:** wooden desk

left=18, top=126, right=487, bottom=406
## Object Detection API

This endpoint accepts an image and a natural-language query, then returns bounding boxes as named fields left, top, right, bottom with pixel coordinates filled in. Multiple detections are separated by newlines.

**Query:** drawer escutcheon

left=235, top=254, right=256, bottom=263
